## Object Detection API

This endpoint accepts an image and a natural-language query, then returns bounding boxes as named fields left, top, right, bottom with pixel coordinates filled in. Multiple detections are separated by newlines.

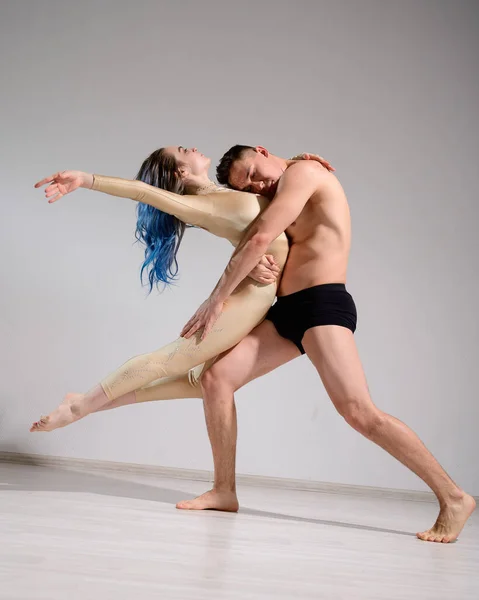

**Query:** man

left=178, top=145, right=475, bottom=544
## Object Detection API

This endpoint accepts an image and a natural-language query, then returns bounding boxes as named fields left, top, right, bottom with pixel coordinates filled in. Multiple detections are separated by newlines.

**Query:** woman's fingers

left=42, top=183, right=63, bottom=203
left=34, top=173, right=60, bottom=188
left=307, top=154, right=336, bottom=172
left=320, top=158, right=335, bottom=172
left=45, top=186, right=59, bottom=198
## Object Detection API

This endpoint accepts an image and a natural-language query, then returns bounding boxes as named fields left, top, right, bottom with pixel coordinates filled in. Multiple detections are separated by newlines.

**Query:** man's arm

left=211, top=162, right=323, bottom=302
left=181, top=162, right=325, bottom=339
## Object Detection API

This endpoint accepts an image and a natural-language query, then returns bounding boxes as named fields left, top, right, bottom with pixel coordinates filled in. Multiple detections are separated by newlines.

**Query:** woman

left=31, top=147, right=333, bottom=431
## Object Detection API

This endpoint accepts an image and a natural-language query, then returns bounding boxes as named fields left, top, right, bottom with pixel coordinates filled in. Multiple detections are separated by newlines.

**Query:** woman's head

left=136, top=146, right=211, bottom=195
left=164, top=145, right=211, bottom=189
left=135, top=146, right=209, bottom=294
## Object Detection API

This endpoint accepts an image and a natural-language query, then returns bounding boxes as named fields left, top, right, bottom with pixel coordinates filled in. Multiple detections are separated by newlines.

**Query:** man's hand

left=180, top=296, right=225, bottom=341
left=291, top=153, right=336, bottom=172
left=248, top=254, right=280, bottom=284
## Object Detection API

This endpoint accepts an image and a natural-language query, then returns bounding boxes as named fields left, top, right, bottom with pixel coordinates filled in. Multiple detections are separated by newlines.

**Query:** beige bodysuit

left=90, top=175, right=289, bottom=404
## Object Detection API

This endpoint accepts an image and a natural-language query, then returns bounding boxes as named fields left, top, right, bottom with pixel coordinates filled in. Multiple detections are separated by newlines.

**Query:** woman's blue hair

left=134, top=148, right=192, bottom=294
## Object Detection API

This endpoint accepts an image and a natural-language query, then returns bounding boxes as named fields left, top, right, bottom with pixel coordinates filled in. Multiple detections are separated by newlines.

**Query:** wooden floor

left=1, top=463, right=477, bottom=599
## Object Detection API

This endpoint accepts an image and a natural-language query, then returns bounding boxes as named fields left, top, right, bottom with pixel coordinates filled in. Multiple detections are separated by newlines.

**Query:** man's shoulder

left=286, top=160, right=328, bottom=177
left=281, top=160, right=329, bottom=188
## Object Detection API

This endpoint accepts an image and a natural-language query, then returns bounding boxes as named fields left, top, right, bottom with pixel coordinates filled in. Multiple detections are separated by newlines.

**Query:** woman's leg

left=30, top=358, right=218, bottom=430
left=51, top=368, right=205, bottom=427
left=95, top=361, right=212, bottom=411
left=30, top=283, right=273, bottom=431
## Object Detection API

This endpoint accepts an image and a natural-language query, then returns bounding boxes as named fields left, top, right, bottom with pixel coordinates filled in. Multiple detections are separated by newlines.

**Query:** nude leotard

left=90, top=175, right=289, bottom=403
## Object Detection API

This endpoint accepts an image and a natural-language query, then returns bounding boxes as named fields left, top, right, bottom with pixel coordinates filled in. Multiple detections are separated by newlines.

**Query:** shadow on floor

left=0, top=461, right=416, bottom=538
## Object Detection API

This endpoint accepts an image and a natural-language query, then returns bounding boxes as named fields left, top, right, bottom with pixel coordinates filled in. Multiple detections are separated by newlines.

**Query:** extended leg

left=177, top=319, right=301, bottom=511
left=30, top=283, right=273, bottom=432
left=97, top=362, right=212, bottom=410
left=302, top=325, right=476, bottom=543
left=30, top=362, right=213, bottom=432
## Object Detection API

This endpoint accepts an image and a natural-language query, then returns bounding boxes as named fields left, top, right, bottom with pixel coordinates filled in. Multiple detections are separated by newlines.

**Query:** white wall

left=1, top=0, right=478, bottom=494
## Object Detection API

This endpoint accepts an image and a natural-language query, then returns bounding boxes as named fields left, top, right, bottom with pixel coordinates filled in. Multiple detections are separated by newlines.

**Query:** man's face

left=228, top=147, right=284, bottom=197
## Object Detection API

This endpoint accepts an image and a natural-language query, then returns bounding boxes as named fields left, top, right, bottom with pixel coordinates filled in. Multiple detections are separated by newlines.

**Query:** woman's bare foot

left=176, top=489, right=239, bottom=512
left=417, top=492, right=476, bottom=543
left=30, top=393, right=85, bottom=432
left=61, top=393, right=83, bottom=406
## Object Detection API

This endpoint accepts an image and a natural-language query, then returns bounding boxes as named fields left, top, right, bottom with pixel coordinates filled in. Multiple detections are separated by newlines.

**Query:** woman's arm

left=91, top=174, right=214, bottom=227
left=35, top=170, right=214, bottom=228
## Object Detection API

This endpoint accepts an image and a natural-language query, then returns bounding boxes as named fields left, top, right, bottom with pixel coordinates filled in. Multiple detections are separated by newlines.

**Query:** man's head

left=216, top=145, right=285, bottom=197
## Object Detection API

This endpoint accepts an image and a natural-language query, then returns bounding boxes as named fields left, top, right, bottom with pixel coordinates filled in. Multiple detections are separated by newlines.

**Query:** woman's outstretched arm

left=91, top=174, right=214, bottom=227
left=35, top=170, right=214, bottom=228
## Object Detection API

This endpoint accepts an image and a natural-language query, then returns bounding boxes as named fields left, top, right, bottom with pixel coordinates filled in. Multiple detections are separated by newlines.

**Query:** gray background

left=1, top=0, right=478, bottom=494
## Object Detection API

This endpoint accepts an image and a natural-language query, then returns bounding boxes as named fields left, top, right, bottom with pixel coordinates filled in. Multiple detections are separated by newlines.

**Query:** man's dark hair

left=216, top=145, right=255, bottom=187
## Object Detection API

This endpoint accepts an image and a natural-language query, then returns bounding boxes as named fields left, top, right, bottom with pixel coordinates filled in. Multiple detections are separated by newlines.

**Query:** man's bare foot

left=30, top=393, right=84, bottom=432
left=417, top=492, right=476, bottom=543
left=176, top=489, right=239, bottom=512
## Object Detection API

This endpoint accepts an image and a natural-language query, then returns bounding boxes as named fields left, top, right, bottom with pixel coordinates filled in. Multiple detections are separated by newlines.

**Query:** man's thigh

left=301, top=325, right=374, bottom=412
left=205, top=319, right=302, bottom=392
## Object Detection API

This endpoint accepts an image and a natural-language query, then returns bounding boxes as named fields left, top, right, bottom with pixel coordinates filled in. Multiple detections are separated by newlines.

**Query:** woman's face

left=166, top=146, right=211, bottom=178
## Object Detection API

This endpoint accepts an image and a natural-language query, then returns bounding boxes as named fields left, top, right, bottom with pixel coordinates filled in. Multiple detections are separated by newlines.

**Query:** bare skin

left=176, top=318, right=300, bottom=512
left=30, top=387, right=110, bottom=432
left=179, top=149, right=476, bottom=541
left=176, top=490, right=240, bottom=512
left=177, top=319, right=301, bottom=512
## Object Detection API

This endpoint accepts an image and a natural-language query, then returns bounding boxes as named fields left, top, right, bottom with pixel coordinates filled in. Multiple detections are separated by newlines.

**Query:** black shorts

left=265, top=283, right=357, bottom=355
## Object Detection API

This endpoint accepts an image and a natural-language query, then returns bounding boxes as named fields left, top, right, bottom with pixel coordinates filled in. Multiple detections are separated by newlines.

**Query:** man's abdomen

left=277, top=244, right=348, bottom=297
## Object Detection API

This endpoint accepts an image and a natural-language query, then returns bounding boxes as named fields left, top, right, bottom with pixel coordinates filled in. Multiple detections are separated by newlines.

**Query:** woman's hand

left=34, top=170, right=94, bottom=203
left=291, top=153, right=335, bottom=172
left=248, top=254, right=280, bottom=284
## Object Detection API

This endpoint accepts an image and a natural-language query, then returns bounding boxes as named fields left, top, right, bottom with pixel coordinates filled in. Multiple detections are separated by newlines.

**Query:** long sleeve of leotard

left=91, top=174, right=214, bottom=228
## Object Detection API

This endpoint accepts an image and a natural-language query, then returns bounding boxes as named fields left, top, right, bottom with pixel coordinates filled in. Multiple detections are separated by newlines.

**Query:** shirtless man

left=179, top=145, right=476, bottom=544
